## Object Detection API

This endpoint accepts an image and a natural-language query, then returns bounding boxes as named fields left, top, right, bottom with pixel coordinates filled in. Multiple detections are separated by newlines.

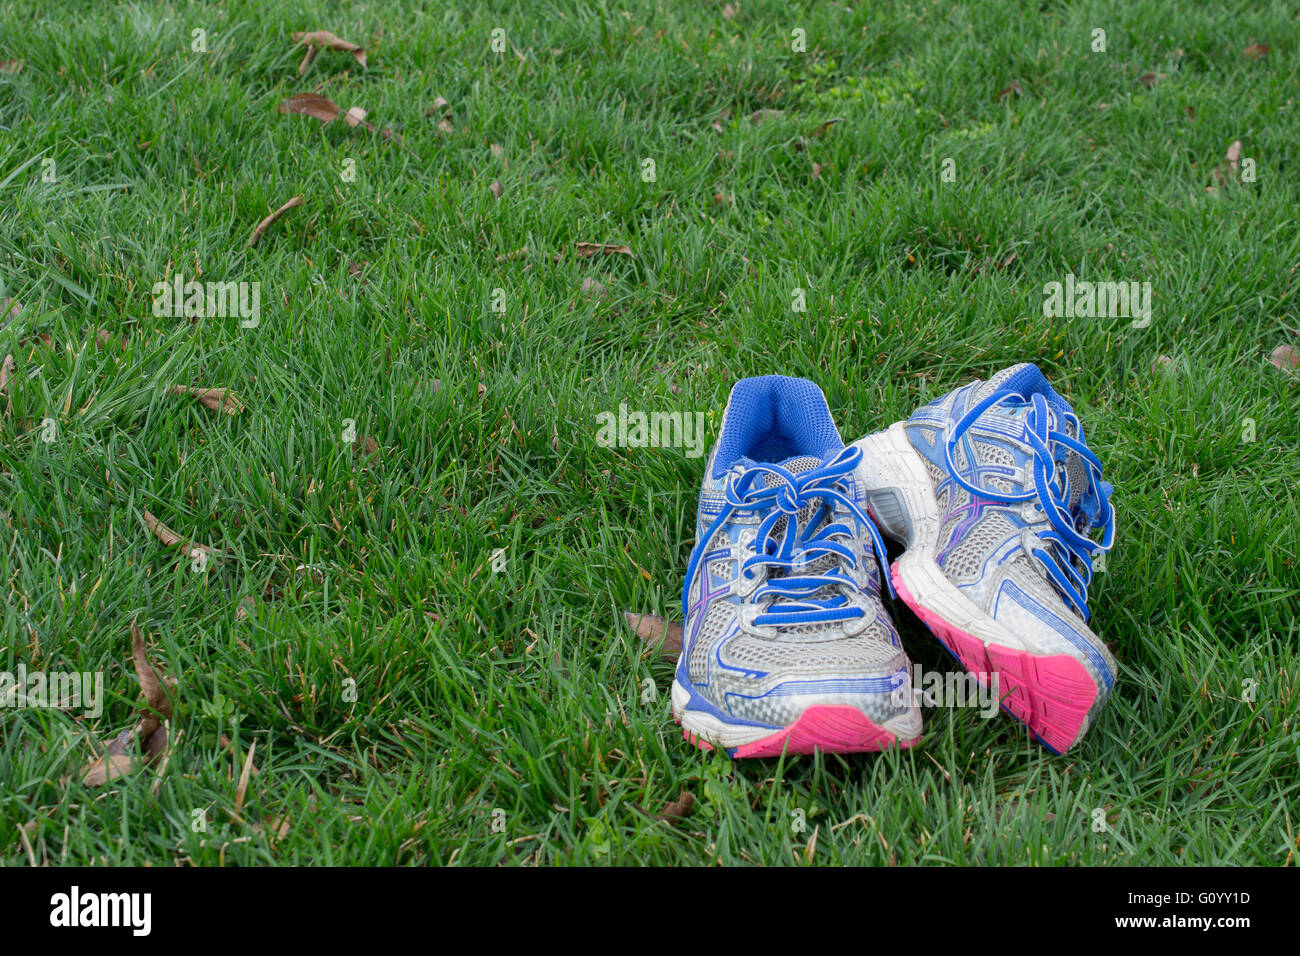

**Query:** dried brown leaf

left=811, top=162, right=823, bottom=180
left=657, top=790, right=696, bottom=822
left=0, top=60, right=22, bottom=73
left=722, top=3, right=738, bottom=19
left=80, top=750, right=135, bottom=786
left=426, top=95, right=449, bottom=114
left=279, top=92, right=342, bottom=123
left=0, top=353, right=13, bottom=395
left=1, top=297, right=20, bottom=328
left=247, top=194, right=304, bottom=247
left=132, top=624, right=172, bottom=726
left=749, top=108, right=784, bottom=124
left=995, top=79, right=1022, bottom=100
left=490, top=179, right=503, bottom=199
left=1270, top=344, right=1298, bottom=372
left=292, top=30, right=367, bottom=70
left=810, top=117, right=845, bottom=138
left=171, top=384, right=245, bottom=415
left=355, top=434, right=380, bottom=456
left=80, top=629, right=174, bottom=786
left=437, top=118, right=454, bottom=134
left=1243, top=43, right=1271, bottom=60
left=1226, top=139, right=1242, bottom=172
left=575, top=242, right=635, bottom=258
left=623, top=611, right=684, bottom=657
left=1137, top=71, right=1163, bottom=89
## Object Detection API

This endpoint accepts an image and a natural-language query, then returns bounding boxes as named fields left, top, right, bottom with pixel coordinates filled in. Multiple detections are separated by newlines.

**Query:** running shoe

left=672, top=375, right=923, bottom=756
left=853, top=364, right=1116, bottom=754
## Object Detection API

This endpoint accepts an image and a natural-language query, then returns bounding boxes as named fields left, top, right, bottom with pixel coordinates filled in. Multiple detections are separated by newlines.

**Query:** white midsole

left=671, top=679, right=922, bottom=747
left=853, top=423, right=1034, bottom=653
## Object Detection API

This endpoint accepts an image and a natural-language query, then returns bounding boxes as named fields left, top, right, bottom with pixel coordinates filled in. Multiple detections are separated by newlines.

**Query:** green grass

left=1, top=0, right=1297, bottom=866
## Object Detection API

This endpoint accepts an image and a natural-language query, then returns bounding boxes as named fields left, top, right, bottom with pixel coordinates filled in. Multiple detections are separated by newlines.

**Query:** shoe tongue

left=974, top=363, right=1035, bottom=403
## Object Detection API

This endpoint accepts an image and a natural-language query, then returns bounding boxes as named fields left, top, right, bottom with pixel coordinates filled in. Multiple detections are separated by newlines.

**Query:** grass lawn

left=1, top=0, right=1298, bottom=866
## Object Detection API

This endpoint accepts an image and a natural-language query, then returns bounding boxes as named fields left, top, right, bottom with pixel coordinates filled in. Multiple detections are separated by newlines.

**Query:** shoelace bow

left=945, top=389, right=1115, bottom=621
left=715, top=445, right=894, bottom=627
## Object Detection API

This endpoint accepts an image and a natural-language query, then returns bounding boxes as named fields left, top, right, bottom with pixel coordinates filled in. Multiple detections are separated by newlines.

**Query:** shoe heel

left=853, top=423, right=942, bottom=547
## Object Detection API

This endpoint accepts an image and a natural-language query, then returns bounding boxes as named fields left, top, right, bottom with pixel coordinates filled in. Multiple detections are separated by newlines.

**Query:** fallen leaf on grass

left=811, top=162, right=823, bottom=180
left=722, top=3, right=738, bottom=19
left=247, top=194, right=304, bottom=247
left=749, top=108, right=784, bottom=124
left=143, top=509, right=218, bottom=560
left=425, top=95, right=449, bottom=115
left=490, top=180, right=503, bottom=199
left=580, top=276, right=607, bottom=299
left=657, top=791, right=696, bottom=822
left=576, top=242, right=635, bottom=258
left=1211, top=140, right=1246, bottom=186
left=1270, top=344, right=1298, bottom=372
left=1243, top=43, right=1271, bottom=60
left=810, top=117, right=844, bottom=138
left=80, top=626, right=173, bottom=786
left=292, top=30, right=367, bottom=73
left=279, top=93, right=397, bottom=141
left=0, top=59, right=21, bottom=73
left=436, top=118, right=454, bottom=134
left=279, top=92, right=343, bottom=122
left=1, top=297, right=20, bottom=328
left=1226, top=139, right=1242, bottom=173
left=623, top=611, right=683, bottom=657
left=1137, top=71, right=1163, bottom=89
left=995, top=79, right=1022, bottom=100
left=171, top=384, right=245, bottom=415
left=355, top=434, right=380, bottom=456
left=712, top=108, right=730, bottom=133
left=0, top=354, right=13, bottom=395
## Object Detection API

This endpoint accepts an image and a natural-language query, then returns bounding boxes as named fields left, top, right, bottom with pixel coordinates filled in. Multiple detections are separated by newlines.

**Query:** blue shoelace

left=693, top=445, right=894, bottom=627
left=945, top=389, right=1115, bottom=621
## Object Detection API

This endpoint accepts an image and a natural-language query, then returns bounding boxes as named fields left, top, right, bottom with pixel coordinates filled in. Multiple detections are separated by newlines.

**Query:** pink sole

left=892, top=571, right=1099, bottom=754
left=679, top=706, right=913, bottom=757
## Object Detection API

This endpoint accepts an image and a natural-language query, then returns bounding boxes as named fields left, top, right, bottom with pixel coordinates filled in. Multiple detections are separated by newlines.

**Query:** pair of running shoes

left=673, top=364, right=1117, bottom=756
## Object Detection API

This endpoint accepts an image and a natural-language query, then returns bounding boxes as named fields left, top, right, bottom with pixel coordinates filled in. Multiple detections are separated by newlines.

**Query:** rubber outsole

left=675, top=704, right=915, bottom=757
left=893, top=572, right=1098, bottom=754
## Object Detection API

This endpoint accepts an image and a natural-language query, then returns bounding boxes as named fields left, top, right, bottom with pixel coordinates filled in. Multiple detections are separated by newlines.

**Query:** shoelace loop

left=715, top=445, right=894, bottom=626
left=945, top=389, right=1115, bottom=620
